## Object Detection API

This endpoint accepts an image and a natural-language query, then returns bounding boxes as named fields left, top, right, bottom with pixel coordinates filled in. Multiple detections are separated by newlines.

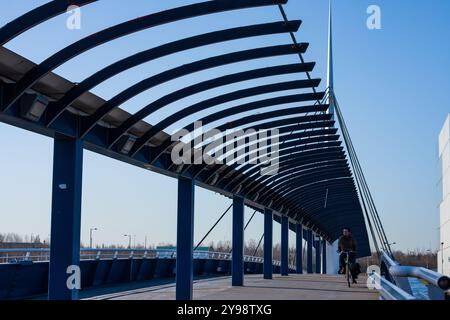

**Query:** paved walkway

left=85, top=274, right=379, bottom=300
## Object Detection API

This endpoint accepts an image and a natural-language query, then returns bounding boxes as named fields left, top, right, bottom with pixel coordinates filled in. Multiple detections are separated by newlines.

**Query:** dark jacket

left=338, top=235, right=357, bottom=252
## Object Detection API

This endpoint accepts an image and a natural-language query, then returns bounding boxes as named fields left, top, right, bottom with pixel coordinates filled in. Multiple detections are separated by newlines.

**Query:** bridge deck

left=84, top=274, right=379, bottom=300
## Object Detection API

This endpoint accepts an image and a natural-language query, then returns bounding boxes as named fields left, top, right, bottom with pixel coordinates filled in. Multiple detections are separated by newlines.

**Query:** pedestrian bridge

left=1, top=0, right=449, bottom=301
left=84, top=274, right=378, bottom=301
left=0, top=248, right=377, bottom=300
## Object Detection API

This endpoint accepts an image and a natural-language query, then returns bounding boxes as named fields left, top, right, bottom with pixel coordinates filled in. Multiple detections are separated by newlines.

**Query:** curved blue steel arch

left=279, top=192, right=359, bottom=227
left=187, top=118, right=338, bottom=179
left=243, top=159, right=349, bottom=195
left=215, top=134, right=341, bottom=184
left=220, top=148, right=346, bottom=192
left=298, top=197, right=361, bottom=222
left=197, top=142, right=344, bottom=215
left=223, top=161, right=348, bottom=213
left=240, top=157, right=347, bottom=198
left=245, top=168, right=352, bottom=208
left=2, top=0, right=287, bottom=111
left=107, top=63, right=315, bottom=146
left=238, top=146, right=344, bottom=181
left=178, top=132, right=337, bottom=182
left=207, top=140, right=342, bottom=184
left=258, top=174, right=356, bottom=224
left=268, top=191, right=362, bottom=238
left=269, top=179, right=356, bottom=215
left=130, top=80, right=325, bottom=155
left=234, top=157, right=346, bottom=189
left=0, top=0, right=372, bottom=259
left=137, top=92, right=326, bottom=161
left=185, top=115, right=335, bottom=175
left=44, top=20, right=303, bottom=126
left=80, top=44, right=308, bottom=138
left=187, top=130, right=341, bottom=178
left=262, top=176, right=354, bottom=211
left=203, top=105, right=327, bottom=132
left=203, top=141, right=343, bottom=189
left=231, top=146, right=345, bottom=179
left=0, top=0, right=97, bottom=45
left=173, top=125, right=338, bottom=173
left=251, top=164, right=351, bottom=200
left=267, top=169, right=352, bottom=196
left=252, top=167, right=352, bottom=202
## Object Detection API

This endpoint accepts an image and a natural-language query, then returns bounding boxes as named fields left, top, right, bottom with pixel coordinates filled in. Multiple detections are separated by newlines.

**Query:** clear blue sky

left=0, top=0, right=449, bottom=252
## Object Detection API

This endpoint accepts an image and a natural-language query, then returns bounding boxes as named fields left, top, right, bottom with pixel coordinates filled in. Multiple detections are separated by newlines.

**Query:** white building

left=438, top=115, right=450, bottom=275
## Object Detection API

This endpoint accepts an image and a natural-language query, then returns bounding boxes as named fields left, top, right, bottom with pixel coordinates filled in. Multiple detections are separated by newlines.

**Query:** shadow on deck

left=85, top=274, right=379, bottom=300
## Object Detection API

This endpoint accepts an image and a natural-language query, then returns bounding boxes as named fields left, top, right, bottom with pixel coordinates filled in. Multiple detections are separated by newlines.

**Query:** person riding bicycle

left=338, top=227, right=358, bottom=283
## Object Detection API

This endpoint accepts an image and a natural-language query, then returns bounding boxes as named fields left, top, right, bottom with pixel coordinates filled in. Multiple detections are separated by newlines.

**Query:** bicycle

left=340, top=250, right=356, bottom=287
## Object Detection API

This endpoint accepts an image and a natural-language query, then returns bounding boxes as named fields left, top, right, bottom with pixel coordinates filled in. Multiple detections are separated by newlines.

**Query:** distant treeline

left=0, top=233, right=438, bottom=271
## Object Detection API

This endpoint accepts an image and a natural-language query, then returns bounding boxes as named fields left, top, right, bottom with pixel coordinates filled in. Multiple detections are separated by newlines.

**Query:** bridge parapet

left=368, top=251, right=450, bottom=300
left=0, top=248, right=298, bottom=299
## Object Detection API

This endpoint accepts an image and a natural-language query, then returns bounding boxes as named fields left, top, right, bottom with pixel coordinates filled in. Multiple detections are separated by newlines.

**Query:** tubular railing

left=367, top=272, right=416, bottom=300
left=0, top=248, right=295, bottom=269
left=368, top=251, right=450, bottom=300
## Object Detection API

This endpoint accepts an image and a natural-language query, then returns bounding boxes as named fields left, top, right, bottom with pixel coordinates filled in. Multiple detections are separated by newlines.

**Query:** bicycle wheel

left=346, top=262, right=351, bottom=287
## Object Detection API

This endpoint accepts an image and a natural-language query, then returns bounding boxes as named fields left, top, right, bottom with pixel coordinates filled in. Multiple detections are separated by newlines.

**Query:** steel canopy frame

left=0, top=0, right=370, bottom=259
left=44, top=20, right=303, bottom=127
left=82, top=43, right=308, bottom=139
left=0, top=0, right=97, bottom=45
left=175, top=127, right=338, bottom=174
left=140, top=93, right=327, bottom=163
left=114, top=77, right=319, bottom=151
left=1, top=0, right=288, bottom=111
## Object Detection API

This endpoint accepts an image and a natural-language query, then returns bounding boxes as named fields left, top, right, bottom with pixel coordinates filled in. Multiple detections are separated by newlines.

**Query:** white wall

left=438, top=115, right=450, bottom=276
left=326, top=240, right=339, bottom=274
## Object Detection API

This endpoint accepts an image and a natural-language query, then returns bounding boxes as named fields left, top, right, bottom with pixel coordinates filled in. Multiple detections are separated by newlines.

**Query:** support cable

left=333, top=96, right=381, bottom=254
left=332, top=90, right=393, bottom=256
left=194, top=203, right=232, bottom=251
left=334, top=94, right=391, bottom=254
left=253, top=233, right=265, bottom=257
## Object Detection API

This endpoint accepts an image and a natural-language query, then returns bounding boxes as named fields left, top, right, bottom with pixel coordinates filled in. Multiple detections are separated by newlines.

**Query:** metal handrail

left=379, top=251, right=450, bottom=300
left=368, top=272, right=416, bottom=300
left=0, top=248, right=284, bottom=267
left=381, top=251, right=450, bottom=290
left=389, top=265, right=450, bottom=291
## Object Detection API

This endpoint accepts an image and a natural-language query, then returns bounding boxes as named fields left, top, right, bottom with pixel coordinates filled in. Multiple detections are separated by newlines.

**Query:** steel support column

left=176, top=177, right=195, bottom=300
left=48, top=136, right=83, bottom=300
left=315, top=238, right=322, bottom=274
left=232, top=195, right=244, bottom=286
left=307, top=229, right=313, bottom=274
left=281, top=216, right=289, bottom=276
left=263, top=208, right=273, bottom=279
left=296, top=224, right=303, bottom=274
left=322, top=240, right=327, bottom=274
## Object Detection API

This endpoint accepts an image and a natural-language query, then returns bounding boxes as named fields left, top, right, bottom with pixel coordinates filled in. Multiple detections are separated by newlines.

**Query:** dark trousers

left=339, top=252, right=357, bottom=277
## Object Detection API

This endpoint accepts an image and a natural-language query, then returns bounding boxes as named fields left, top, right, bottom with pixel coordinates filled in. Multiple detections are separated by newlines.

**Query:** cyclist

left=338, top=227, right=358, bottom=284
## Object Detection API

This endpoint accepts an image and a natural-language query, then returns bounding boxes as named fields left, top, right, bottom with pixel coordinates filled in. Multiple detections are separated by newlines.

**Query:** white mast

left=326, top=0, right=334, bottom=119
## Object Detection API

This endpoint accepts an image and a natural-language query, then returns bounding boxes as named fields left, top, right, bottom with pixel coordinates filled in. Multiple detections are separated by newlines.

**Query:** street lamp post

left=124, top=234, right=132, bottom=249
left=90, top=227, right=98, bottom=249
left=385, top=242, right=396, bottom=251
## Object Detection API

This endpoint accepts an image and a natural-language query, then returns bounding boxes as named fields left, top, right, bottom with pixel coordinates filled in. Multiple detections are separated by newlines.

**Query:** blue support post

left=48, top=136, right=83, bottom=300
left=263, top=208, right=273, bottom=279
left=232, top=195, right=244, bottom=286
left=315, top=239, right=321, bottom=274
left=296, top=224, right=303, bottom=274
left=176, top=177, right=195, bottom=300
left=281, top=216, right=289, bottom=276
left=322, top=239, right=327, bottom=274
left=307, top=229, right=313, bottom=274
